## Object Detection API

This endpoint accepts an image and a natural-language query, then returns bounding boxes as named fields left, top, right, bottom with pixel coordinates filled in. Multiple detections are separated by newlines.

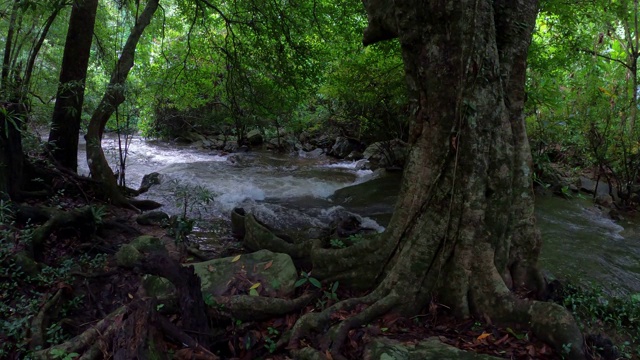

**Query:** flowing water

left=82, top=135, right=640, bottom=295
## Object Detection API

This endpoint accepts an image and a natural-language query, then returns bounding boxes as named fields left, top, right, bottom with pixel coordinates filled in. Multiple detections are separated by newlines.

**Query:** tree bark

left=48, top=0, right=99, bottom=172
left=85, top=0, right=159, bottom=205
left=359, top=0, right=584, bottom=357
left=0, top=102, right=26, bottom=199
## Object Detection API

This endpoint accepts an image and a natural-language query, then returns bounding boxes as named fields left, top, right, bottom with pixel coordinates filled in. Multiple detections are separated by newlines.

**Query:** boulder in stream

left=329, top=136, right=356, bottom=159
left=363, top=139, right=408, bottom=169
left=246, top=129, right=263, bottom=145
left=138, top=172, right=162, bottom=193
left=190, top=249, right=297, bottom=297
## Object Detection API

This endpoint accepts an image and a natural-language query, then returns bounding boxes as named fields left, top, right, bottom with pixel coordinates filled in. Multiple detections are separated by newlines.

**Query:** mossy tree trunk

left=85, top=0, right=159, bottom=205
left=284, top=1, right=586, bottom=358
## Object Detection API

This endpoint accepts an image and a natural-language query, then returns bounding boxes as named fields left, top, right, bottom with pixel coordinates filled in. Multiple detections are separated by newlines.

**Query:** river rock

left=595, top=194, right=613, bottom=208
left=304, top=148, right=324, bottom=158
left=246, top=129, right=263, bottom=145
left=363, top=139, right=408, bottom=169
left=346, top=150, right=364, bottom=160
left=579, top=176, right=612, bottom=196
left=139, top=172, right=162, bottom=193
left=364, top=337, right=502, bottom=360
left=190, top=249, right=297, bottom=297
left=329, top=136, right=355, bottom=159
left=224, top=142, right=239, bottom=152
left=310, top=135, right=334, bottom=149
left=136, top=210, right=170, bottom=226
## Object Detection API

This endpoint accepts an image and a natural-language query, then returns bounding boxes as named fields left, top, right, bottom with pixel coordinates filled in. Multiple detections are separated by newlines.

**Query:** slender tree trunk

left=22, top=2, right=65, bottom=93
left=85, top=0, right=159, bottom=205
left=48, top=0, right=99, bottom=172
left=1, top=0, right=20, bottom=98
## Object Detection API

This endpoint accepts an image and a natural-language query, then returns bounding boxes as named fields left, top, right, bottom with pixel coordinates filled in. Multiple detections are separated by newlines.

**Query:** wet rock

left=246, top=129, right=263, bottom=145
left=139, top=172, right=162, bottom=193
left=329, top=136, right=355, bottom=159
left=346, top=150, right=364, bottom=161
left=363, top=139, right=408, bottom=169
left=136, top=210, right=170, bottom=226
left=304, top=148, right=324, bottom=158
left=224, top=142, right=239, bottom=153
left=364, top=337, right=502, bottom=360
left=579, top=176, right=613, bottom=196
left=310, top=135, right=334, bottom=149
left=609, top=208, right=621, bottom=221
left=595, top=194, right=613, bottom=208
left=190, top=249, right=297, bottom=297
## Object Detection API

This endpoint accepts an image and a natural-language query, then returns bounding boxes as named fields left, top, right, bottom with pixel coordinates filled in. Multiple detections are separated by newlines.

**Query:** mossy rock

left=136, top=211, right=169, bottom=226
left=116, top=244, right=142, bottom=268
left=190, top=249, right=297, bottom=297
left=130, top=235, right=166, bottom=253
left=142, top=275, right=176, bottom=298
left=364, top=337, right=503, bottom=360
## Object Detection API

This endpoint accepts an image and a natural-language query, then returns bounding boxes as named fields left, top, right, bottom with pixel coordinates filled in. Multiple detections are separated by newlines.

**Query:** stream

left=80, top=135, right=640, bottom=296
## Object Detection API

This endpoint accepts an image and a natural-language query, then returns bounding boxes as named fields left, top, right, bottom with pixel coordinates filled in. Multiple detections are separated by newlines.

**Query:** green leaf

left=294, top=278, right=308, bottom=287
left=308, top=277, right=321, bottom=288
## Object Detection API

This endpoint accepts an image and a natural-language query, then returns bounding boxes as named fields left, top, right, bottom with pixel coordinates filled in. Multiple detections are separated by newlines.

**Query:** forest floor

left=1, top=189, right=624, bottom=359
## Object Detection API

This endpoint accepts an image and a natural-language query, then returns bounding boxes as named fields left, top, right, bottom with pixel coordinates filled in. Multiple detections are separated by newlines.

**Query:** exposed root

left=326, top=293, right=398, bottom=356
left=469, top=250, right=586, bottom=359
left=30, top=288, right=66, bottom=350
left=244, top=213, right=390, bottom=289
left=27, top=206, right=96, bottom=260
left=211, top=291, right=319, bottom=321
left=156, top=315, right=219, bottom=359
left=33, top=301, right=134, bottom=359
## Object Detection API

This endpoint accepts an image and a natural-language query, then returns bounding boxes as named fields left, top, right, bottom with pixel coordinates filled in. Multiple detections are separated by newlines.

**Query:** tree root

left=26, top=206, right=96, bottom=260
left=287, top=288, right=398, bottom=360
left=210, top=291, right=320, bottom=321
left=30, top=288, right=66, bottom=350
left=156, top=315, right=219, bottom=359
left=244, top=214, right=390, bottom=289
left=33, top=301, right=134, bottom=359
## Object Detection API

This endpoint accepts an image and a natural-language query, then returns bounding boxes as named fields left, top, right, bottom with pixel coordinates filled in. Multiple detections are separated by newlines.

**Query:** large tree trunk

left=48, top=0, right=99, bottom=172
left=357, top=0, right=584, bottom=357
left=85, top=0, right=159, bottom=205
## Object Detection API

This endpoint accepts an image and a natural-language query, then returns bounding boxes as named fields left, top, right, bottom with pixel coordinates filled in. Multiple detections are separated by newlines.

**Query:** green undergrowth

left=556, top=282, right=640, bottom=358
left=0, top=201, right=107, bottom=358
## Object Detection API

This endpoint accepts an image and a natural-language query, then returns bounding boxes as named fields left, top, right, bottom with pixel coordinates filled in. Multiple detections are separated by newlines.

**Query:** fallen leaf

left=249, top=283, right=261, bottom=290
left=477, top=332, right=491, bottom=341
left=325, top=349, right=333, bottom=360
left=208, top=265, right=214, bottom=272
left=128, top=293, right=133, bottom=299
left=231, top=255, right=241, bottom=262
left=264, top=260, right=273, bottom=270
